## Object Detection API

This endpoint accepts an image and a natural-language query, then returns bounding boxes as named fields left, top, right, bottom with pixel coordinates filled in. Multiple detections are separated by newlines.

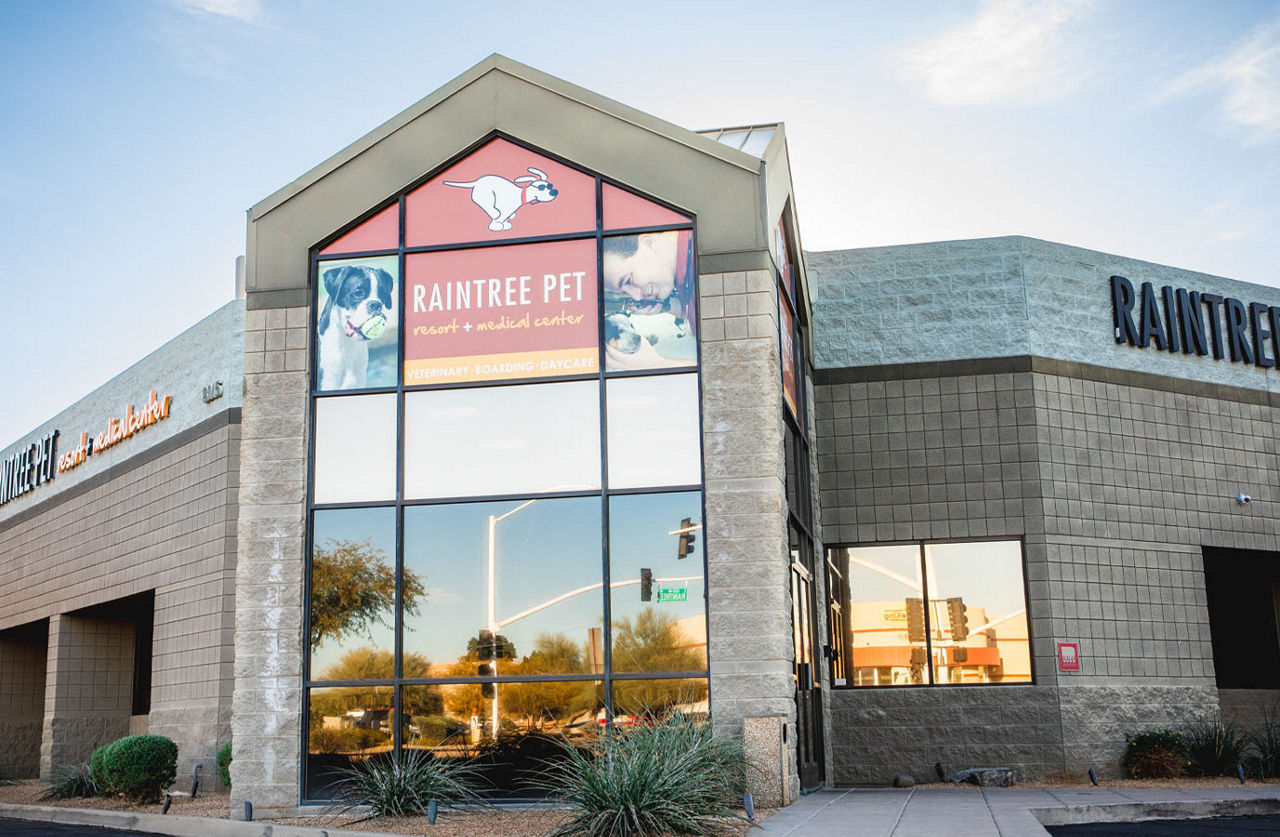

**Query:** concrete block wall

left=41, top=614, right=135, bottom=776
left=812, top=362, right=1280, bottom=782
left=0, top=621, right=47, bottom=777
left=231, top=305, right=309, bottom=817
left=0, top=419, right=239, bottom=782
left=700, top=267, right=800, bottom=802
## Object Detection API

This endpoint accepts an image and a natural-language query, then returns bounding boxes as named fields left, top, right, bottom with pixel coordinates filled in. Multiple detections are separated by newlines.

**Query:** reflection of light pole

left=486, top=500, right=534, bottom=740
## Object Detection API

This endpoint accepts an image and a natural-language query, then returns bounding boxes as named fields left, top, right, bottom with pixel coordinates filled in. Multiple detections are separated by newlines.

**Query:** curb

left=0, top=803, right=381, bottom=837
left=1032, top=796, right=1280, bottom=827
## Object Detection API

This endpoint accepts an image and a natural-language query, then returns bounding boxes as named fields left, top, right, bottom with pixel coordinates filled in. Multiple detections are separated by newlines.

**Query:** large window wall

left=304, top=137, right=708, bottom=798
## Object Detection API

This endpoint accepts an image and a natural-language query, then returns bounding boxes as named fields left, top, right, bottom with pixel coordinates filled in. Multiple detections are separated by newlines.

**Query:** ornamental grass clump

left=330, top=747, right=489, bottom=819
left=1123, top=729, right=1187, bottom=779
left=536, top=712, right=749, bottom=837
left=1246, top=707, right=1280, bottom=779
left=41, top=763, right=99, bottom=800
left=90, top=735, right=177, bottom=803
left=1185, top=719, right=1247, bottom=777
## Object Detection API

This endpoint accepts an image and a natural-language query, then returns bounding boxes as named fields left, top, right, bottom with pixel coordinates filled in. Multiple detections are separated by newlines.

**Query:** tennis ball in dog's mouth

left=359, top=315, right=387, bottom=340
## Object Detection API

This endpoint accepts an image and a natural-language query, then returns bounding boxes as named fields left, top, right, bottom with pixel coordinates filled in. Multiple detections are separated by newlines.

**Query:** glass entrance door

left=790, top=526, right=824, bottom=791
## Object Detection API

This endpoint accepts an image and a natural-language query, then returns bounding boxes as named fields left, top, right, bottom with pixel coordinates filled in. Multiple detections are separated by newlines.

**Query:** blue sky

left=2, top=0, right=1279, bottom=444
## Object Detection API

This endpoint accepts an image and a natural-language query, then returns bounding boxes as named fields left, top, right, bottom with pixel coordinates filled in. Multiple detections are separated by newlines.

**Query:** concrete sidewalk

left=755, top=786, right=1280, bottom=836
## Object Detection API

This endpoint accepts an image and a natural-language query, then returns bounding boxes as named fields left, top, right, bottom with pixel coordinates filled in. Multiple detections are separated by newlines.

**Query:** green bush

left=217, top=740, right=232, bottom=788
left=330, top=747, right=488, bottom=818
left=535, top=712, right=749, bottom=837
left=90, top=735, right=178, bottom=803
left=1185, top=719, right=1246, bottom=777
left=1123, top=729, right=1187, bottom=779
left=1247, top=707, right=1280, bottom=779
left=41, top=763, right=99, bottom=799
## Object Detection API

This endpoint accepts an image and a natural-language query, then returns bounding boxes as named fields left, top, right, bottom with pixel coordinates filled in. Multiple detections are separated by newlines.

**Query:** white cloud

left=1162, top=18, right=1280, bottom=144
left=165, top=0, right=264, bottom=24
left=897, top=0, right=1097, bottom=107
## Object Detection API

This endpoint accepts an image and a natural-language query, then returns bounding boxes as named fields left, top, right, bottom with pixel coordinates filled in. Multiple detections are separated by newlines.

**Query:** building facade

left=2, top=57, right=1279, bottom=814
left=810, top=237, right=1280, bottom=783
left=0, top=301, right=243, bottom=782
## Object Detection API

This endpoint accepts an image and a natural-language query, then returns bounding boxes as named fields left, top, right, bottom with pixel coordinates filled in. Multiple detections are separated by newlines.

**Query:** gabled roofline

left=250, top=54, right=762, bottom=222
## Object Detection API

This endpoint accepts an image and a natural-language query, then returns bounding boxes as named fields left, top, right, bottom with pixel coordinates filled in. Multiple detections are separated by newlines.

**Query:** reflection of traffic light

left=910, top=647, right=927, bottom=666
left=640, top=568, right=653, bottom=601
left=906, top=597, right=925, bottom=642
left=478, top=664, right=494, bottom=698
left=677, top=517, right=696, bottom=559
left=946, top=597, right=968, bottom=640
left=953, top=646, right=969, bottom=663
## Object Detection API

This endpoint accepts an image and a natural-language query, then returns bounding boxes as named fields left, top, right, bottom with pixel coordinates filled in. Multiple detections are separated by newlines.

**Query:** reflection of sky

left=606, top=375, right=701, bottom=489
left=845, top=541, right=1027, bottom=619
left=609, top=492, right=705, bottom=632
left=403, top=497, right=604, bottom=667
left=926, top=541, right=1026, bottom=616
left=310, top=506, right=397, bottom=677
left=313, top=394, right=397, bottom=503
left=403, top=382, right=600, bottom=500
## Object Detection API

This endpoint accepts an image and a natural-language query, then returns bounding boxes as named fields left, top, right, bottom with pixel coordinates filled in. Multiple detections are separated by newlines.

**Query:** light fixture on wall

left=1236, top=494, right=1252, bottom=505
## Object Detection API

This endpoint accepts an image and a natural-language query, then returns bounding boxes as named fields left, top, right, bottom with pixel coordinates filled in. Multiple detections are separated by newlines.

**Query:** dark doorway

left=1202, top=547, right=1280, bottom=688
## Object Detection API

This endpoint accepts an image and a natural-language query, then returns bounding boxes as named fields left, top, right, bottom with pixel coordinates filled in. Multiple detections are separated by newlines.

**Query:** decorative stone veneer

left=231, top=305, right=309, bottom=817
left=700, top=267, right=801, bottom=802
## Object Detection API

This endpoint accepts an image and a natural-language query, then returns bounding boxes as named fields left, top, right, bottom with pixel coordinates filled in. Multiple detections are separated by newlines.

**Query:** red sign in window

left=1058, top=642, right=1080, bottom=671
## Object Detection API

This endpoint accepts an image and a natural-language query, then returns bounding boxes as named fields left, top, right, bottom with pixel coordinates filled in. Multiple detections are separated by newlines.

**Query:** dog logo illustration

left=444, top=167, right=558, bottom=231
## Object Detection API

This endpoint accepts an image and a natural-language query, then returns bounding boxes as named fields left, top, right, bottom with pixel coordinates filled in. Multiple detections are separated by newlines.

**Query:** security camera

left=1236, top=494, right=1252, bottom=505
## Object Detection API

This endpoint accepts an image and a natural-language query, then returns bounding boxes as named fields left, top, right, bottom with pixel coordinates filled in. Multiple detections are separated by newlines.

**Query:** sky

left=2, top=0, right=1279, bottom=445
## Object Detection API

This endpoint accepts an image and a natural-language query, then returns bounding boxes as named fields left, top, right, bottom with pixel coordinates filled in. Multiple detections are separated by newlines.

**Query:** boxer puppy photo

left=317, top=261, right=397, bottom=390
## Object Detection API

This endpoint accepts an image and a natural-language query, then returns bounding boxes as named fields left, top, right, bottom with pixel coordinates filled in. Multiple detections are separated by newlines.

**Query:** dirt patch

left=0, top=779, right=231, bottom=818
left=0, top=781, right=768, bottom=835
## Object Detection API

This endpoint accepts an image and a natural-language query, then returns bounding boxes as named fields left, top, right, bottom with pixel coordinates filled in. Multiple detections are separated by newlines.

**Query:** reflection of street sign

left=656, top=587, right=687, bottom=603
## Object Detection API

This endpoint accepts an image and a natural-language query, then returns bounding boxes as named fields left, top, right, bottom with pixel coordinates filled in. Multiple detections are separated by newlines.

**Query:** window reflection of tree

left=309, top=649, right=439, bottom=754
left=309, top=537, right=425, bottom=651
left=612, top=608, right=703, bottom=673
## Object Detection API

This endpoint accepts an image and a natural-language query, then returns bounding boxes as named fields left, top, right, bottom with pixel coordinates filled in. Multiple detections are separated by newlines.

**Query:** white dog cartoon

left=443, top=167, right=558, bottom=231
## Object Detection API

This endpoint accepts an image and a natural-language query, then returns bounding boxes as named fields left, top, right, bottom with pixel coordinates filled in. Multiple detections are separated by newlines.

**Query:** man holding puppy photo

left=601, top=230, right=697, bottom=371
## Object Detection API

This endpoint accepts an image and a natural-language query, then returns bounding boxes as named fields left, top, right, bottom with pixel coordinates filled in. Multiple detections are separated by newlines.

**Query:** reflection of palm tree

left=309, top=538, right=425, bottom=650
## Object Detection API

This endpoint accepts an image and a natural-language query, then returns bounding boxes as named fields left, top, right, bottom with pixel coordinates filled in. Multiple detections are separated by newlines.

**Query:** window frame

left=301, top=132, right=711, bottom=802
left=825, top=536, right=1036, bottom=690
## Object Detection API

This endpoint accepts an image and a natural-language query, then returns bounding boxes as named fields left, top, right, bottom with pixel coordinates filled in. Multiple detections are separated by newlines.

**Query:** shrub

left=217, top=740, right=232, bottom=788
left=1123, top=729, right=1187, bottom=779
left=90, top=735, right=178, bottom=803
left=1185, top=719, right=1247, bottom=777
left=535, top=712, right=749, bottom=837
left=330, top=747, right=488, bottom=818
left=1246, top=706, right=1280, bottom=779
left=41, top=763, right=99, bottom=799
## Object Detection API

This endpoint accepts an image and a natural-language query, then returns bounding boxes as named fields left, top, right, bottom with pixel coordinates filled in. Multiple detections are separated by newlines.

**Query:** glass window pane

left=403, top=239, right=599, bottom=386
left=404, top=382, right=600, bottom=499
left=601, top=183, right=690, bottom=231
left=925, top=541, right=1030, bottom=684
left=306, top=684, right=395, bottom=799
left=609, top=493, right=706, bottom=674
left=402, top=497, right=604, bottom=678
left=309, top=507, right=397, bottom=681
left=312, top=393, right=397, bottom=503
left=843, top=544, right=929, bottom=686
left=404, top=138, right=596, bottom=247
left=319, top=203, right=399, bottom=256
left=602, top=231, right=697, bottom=372
left=780, top=296, right=799, bottom=419
left=611, top=678, right=708, bottom=721
left=403, top=681, right=603, bottom=795
left=606, top=375, right=701, bottom=489
left=315, top=255, right=400, bottom=392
